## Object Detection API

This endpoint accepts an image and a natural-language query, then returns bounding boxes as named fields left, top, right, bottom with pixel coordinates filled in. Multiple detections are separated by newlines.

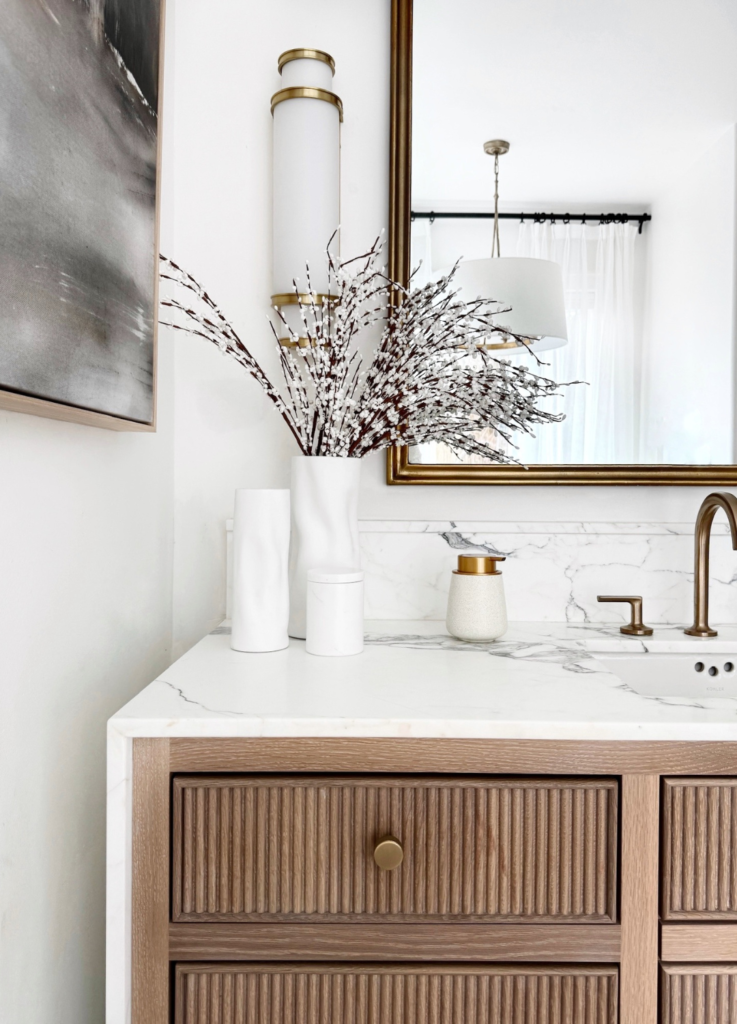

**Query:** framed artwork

left=0, top=0, right=165, bottom=431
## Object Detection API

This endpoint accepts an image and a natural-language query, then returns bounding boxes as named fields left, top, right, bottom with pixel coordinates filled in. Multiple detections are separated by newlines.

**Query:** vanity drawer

left=172, top=775, right=618, bottom=923
left=660, top=965, right=737, bottom=1024
left=662, top=778, right=737, bottom=920
left=175, top=963, right=619, bottom=1024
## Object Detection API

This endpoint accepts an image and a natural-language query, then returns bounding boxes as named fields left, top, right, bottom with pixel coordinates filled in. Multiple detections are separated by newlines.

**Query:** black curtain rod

left=411, top=210, right=652, bottom=234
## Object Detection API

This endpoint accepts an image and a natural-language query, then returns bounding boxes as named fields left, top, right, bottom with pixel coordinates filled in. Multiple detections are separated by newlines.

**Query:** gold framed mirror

left=387, top=0, right=737, bottom=486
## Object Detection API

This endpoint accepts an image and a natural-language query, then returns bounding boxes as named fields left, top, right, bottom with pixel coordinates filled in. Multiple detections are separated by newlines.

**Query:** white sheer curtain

left=513, top=220, right=639, bottom=464
left=409, top=217, right=639, bottom=465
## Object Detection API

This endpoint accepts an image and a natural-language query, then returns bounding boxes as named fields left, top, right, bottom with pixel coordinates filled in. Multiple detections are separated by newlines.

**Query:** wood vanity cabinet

left=659, top=778, right=737, bottom=1024
left=662, top=778, right=737, bottom=920
left=171, top=775, right=618, bottom=924
left=174, top=963, right=619, bottom=1024
left=660, top=965, right=737, bottom=1024
left=131, top=738, right=737, bottom=1024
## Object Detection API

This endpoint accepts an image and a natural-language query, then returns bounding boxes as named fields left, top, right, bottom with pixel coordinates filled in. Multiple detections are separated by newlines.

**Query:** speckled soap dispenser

left=446, top=554, right=508, bottom=642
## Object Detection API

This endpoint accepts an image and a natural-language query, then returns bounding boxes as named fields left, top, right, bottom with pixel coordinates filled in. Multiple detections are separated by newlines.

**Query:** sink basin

left=597, top=652, right=737, bottom=698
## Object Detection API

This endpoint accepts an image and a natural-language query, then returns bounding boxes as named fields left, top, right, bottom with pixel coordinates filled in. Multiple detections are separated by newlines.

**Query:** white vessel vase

left=231, top=489, right=291, bottom=653
left=288, top=455, right=362, bottom=639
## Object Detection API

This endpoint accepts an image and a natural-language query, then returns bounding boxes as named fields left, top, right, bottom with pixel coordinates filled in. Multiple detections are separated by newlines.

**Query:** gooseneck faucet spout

left=684, top=492, right=737, bottom=637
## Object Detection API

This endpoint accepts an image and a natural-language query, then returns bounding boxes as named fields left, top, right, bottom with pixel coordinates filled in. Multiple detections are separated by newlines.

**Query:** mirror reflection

left=409, top=0, right=737, bottom=466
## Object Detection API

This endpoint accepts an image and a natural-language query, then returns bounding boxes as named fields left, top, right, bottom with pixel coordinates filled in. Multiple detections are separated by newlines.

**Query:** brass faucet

left=684, top=492, right=737, bottom=637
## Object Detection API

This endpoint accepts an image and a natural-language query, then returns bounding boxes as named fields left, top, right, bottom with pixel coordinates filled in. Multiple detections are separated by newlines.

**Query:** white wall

left=642, top=126, right=737, bottom=463
left=0, top=360, right=174, bottom=1023
left=165, top=0, right=727, bottom=657
left=0, top=19, right=179, bottom=1018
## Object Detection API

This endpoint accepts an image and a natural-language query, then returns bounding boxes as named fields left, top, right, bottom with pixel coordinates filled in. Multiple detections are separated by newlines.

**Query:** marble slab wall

left=359, top=521, right=737, bottom=625
left=226, top=520, right=737, bottom=625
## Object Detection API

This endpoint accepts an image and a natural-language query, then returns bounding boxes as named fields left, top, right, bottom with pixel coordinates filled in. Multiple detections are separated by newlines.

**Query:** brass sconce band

left=270, top=87, right=344, bottom=121
left=483, top=339, right=531, bottom=351
left=278, top=336, right=317, bottom=349
left=456, top=338, right=537, bottom=352
left=271, top=293, right=339, bottom=307
left=278, top=49, right=336, bottom=74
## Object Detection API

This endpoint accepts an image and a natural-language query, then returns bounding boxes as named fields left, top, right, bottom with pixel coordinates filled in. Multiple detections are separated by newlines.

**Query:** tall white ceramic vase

left=231, top=489, right=291, bottom=652
left=288, top=456, right=361, bottom=639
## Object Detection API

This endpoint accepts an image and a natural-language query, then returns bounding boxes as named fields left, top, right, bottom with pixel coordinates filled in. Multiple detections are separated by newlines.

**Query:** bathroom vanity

left=108, top=622, right=737, bottom=1024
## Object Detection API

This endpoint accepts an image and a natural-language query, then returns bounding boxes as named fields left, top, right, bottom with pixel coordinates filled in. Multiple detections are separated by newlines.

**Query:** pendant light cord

left=491, top=152, right=501, bottom=258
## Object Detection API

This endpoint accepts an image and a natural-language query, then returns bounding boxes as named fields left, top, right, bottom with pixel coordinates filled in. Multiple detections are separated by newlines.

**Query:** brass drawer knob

left=373, top=836, right=404, bottom=871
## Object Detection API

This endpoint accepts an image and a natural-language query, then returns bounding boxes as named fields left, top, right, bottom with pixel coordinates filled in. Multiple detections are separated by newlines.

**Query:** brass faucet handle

left=597, top=595, right=654, bottom=636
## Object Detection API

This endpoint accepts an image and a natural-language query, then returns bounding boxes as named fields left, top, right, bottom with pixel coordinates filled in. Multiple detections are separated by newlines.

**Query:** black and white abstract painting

left=0, top=0, right=162, bottom=424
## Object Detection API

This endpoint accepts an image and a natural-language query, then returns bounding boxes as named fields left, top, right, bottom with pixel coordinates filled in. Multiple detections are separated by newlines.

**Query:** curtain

left=513, top=220, right=639, bottom=464
left=410, top=217, right=434, bottom=289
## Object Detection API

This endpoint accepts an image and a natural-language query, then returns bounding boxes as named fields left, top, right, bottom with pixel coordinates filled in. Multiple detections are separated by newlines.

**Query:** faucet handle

left=597, top=595, right=653, bottom=636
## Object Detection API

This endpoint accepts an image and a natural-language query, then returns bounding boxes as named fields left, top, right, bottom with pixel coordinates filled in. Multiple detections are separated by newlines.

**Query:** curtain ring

left=429, top=212, right=435, bottom=225
left=563, top=213, right=570, bottom=225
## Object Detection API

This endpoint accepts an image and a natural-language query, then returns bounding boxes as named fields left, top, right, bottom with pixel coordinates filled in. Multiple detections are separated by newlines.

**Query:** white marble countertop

left=110, top=620, right=737, bottom=744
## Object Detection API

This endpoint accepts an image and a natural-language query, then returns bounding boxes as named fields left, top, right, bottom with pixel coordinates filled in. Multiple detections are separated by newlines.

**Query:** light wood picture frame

left=0, top=0, right=167, bottom=432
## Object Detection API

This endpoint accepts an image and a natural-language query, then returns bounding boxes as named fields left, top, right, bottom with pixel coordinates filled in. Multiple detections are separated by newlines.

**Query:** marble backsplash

left=358, top=520, right=737, bottom=625
left=226, top=520, right=737, bottom=625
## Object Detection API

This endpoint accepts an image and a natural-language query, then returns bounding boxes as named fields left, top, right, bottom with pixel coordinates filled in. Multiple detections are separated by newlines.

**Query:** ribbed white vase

left=288, top=456, right=362, bottom=639
left=231, top=489, right=291, bottom=653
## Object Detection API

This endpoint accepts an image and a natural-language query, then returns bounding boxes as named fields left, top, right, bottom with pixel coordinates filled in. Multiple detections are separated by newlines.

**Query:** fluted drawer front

left=661, top=965, right=737, bottom=1024
left=172, top=775, right=618, bottom=923
left=663, top=778, right=737, bottom=920
left=175, top=963, right=619, bottom=1024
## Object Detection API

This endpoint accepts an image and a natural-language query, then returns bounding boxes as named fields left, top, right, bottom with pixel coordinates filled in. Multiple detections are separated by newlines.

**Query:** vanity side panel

left=171, top=775, right=618, bottom=924
left=132, top=738, right=171, bottom=1024
left=174, top=963, right=619, bottom=1024
left=662, top=778, right=737, bottom=920
left=661, top=964, right=737, bottom=1024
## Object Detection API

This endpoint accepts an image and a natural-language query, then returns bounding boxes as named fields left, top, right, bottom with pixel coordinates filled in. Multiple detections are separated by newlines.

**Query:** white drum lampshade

left=453, top=257, right=568, bottom=353
left=271, top=49, right=341, bottom=345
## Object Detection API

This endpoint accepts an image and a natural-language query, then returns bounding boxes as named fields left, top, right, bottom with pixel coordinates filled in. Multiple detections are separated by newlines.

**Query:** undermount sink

left=597, top=652, right=737, bottom=698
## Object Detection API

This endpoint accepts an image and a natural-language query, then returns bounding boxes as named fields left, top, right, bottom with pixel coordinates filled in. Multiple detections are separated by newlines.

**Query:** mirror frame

left=386, top=0, right=737, bottom=486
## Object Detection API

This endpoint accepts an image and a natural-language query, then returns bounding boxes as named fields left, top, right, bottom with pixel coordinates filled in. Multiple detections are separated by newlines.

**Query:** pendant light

left=453, top=141, right=568, bottom=353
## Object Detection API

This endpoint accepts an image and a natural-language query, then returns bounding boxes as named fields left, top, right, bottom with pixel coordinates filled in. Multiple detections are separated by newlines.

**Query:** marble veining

left=357, top=520, right=737, bottom=624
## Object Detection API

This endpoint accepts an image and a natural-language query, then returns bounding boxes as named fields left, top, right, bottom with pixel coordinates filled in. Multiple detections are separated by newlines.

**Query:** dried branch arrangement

left=159, top=239, right=568, bottom=462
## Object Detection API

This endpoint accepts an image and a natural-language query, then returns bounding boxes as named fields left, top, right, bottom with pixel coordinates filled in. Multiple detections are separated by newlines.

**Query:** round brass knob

left=373, top=836, right=404, bottom=871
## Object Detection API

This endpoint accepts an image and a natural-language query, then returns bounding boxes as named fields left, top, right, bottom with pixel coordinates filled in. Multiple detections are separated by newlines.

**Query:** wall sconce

left=271, top=49, right=341, bottom=347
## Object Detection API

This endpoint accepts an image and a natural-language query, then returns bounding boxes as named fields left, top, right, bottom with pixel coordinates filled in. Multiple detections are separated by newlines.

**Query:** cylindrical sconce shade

left=453, top=257, right=568, bottom=353
left=272, top=49, right=341, bottom=345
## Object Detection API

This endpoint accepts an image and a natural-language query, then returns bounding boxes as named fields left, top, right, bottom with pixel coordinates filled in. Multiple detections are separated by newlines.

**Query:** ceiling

left=411, top=0, right=737, bottom=208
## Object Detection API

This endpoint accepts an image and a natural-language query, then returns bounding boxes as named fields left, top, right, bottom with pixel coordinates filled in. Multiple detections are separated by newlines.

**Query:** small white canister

left=446, top=554, right=508, bottom=642
left=306, top=568, right=364, bottom=657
